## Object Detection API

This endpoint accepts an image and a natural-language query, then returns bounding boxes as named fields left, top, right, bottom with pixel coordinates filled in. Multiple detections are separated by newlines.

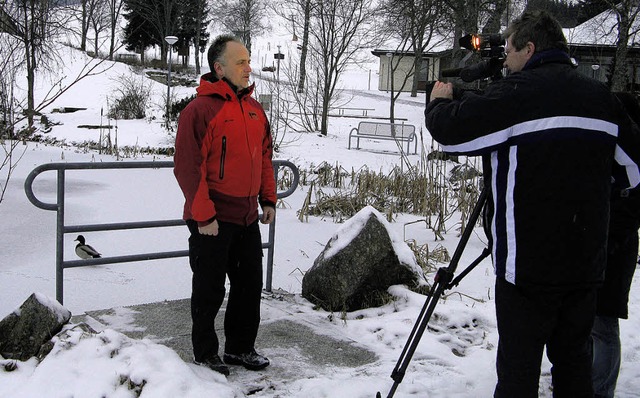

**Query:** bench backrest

left=358, top=122, right=415, bottom=138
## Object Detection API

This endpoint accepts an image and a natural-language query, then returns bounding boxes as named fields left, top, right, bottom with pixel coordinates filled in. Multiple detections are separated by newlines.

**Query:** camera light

left=472, top=35, right=482, bottom=50
left=459, top=33, right=505, bottom=52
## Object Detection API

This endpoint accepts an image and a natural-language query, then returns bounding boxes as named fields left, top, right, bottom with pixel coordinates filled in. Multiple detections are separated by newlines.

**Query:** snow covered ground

left=1, top=30, right=640, bottom=398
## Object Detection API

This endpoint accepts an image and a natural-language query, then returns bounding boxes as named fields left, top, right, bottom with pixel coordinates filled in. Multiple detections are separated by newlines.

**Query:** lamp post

left=591, top=64, right=600, bottom=81
left=274, top=45, right=284, bottom=137
left=164, top=35, right=178, bottom=126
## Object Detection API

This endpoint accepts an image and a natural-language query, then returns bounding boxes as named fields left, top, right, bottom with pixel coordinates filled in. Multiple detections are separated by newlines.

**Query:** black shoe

left=223, top=349, right=270, bottom=370
left=194, top=355, right=230, bottom=376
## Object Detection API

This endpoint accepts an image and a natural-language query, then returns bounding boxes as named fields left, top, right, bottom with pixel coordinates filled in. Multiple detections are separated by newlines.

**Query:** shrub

left=108, top=74, right=152, bottom=120
left=170, top=94, right=196, bottom=121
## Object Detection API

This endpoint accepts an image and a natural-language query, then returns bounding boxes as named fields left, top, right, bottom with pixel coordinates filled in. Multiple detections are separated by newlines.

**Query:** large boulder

left=302, top=206, right=425, bottom=311
left=0, top=293, right=71, bottom=360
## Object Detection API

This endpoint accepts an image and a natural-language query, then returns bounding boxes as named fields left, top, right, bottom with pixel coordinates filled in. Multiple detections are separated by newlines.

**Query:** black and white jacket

left=425, top=50, right=640, bottom=290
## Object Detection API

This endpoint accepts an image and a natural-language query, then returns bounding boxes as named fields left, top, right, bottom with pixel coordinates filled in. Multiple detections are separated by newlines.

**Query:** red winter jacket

left=173, top=73, right=277, bottom=226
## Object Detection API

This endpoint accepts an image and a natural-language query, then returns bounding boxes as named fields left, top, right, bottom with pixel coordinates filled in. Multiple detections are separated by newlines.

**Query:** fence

left=24, top=160, right=299, bottom=304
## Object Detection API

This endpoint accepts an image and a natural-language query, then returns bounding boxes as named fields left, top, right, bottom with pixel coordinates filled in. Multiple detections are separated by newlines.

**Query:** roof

left=564, top=6, right=640, bottom=46
left=371, top=48, right=451, bottom=58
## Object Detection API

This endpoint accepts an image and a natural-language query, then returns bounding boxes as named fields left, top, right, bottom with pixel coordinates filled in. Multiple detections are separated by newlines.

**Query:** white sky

left=1, top=10, right=640, bottom=398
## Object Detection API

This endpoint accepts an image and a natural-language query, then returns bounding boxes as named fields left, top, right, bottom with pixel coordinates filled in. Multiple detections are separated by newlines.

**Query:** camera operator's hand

left=430, top=81, right=453, bottom=102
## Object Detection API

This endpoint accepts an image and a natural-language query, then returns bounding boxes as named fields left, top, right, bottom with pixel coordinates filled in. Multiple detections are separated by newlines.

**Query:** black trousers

left=494, top=277, right=596, bottom=398
left=187, top=219, right=263, bottom=362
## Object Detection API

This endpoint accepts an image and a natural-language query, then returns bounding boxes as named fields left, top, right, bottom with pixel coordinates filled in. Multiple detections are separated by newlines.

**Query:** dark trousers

left=494, top=277, right=596, bottom=398
left=187, top=219, right=263, bottom=362
left=591, top=316, right=620, bottom=398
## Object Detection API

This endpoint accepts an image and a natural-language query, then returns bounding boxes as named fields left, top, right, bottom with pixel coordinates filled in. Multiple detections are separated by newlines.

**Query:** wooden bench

left=348, top=121, right=417, bottom=154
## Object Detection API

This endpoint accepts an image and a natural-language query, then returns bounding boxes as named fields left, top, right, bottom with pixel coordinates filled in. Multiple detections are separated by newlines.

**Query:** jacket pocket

left=219, top=136, right=227, bottom=180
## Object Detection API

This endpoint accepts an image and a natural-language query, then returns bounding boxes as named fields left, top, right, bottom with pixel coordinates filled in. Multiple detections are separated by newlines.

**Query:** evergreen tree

left=175, top=0, right=210, bottom=72
left=121, top=0, right=181, bottom=64
left=122, top=1, right=159, bottom=63
left=525, top=0, right=581, bottom=27
left=577, top=0, right=611, bottom=24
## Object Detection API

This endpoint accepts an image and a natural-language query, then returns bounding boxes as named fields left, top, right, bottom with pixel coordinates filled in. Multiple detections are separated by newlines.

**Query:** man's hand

left=261, top=206, right=276, bottom=224
left=430, top=81, right=454, bottom=102
left=198, top=219, right=219, bottom=236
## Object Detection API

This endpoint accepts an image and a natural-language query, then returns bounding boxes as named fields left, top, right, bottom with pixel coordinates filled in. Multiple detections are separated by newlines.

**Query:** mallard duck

left=74, top=235, right=101, bottom=259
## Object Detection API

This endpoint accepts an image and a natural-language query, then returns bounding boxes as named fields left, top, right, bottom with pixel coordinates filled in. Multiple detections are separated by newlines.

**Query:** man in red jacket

left=173, top=34, right=277, bottom=376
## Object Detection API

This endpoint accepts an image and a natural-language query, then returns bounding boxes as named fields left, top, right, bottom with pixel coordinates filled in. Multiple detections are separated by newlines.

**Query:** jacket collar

left=523, top=49, right=573, bottom=71
left=196, top=72, right=255, bottom=100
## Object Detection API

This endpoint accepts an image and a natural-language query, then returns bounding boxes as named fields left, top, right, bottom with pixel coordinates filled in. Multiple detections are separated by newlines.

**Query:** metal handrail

left=24, top=159, right=299, bottom=304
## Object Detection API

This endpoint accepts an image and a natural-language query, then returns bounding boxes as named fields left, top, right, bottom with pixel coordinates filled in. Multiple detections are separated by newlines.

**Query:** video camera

left=441, top=33, right=506, bottom=82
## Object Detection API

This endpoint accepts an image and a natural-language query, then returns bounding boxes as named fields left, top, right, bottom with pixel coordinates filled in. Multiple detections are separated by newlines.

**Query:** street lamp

left=164, top=35, right=178, bottom=127
left=274, top=45, right=284, bottom=138
left=591, top=64, right=600, bottom=81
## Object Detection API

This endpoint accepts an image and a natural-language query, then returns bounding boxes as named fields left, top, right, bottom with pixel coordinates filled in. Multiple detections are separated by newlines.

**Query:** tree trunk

left=93, top=28, right=99, bottom=57
left=195, top=41, right=201, bottom=75
left=297, top=0, right=311, bottom=93
left=411, top=48, right=422, bottom=97
left=23, top=0, right=35, bottom=130
left=108, top=0, right=121, bottom=61
left=320, top=72, right=331, bottom=135
left=483, top=0, right=508, bottom=33
left=80, top=0, right=88, bottom=51
left=611, top=7, right=631, bottom=92
left=194, top=0, right=203, bottom=75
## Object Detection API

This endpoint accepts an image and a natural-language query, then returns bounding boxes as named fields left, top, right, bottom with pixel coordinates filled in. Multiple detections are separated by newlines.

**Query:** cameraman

left=425, top=10, right=640, bottom=398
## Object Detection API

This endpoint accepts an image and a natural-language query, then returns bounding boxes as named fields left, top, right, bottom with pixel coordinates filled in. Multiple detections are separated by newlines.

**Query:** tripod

left=377, top=189, right=491, bottom=398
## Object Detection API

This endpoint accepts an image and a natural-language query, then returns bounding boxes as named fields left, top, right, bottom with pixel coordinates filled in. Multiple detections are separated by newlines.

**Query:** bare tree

left=89, top=0, right=111, bottom=57
left=264, top=47, right=330, bottom=135
left=278, top=0, right=313, bottom=93
left=0, top=51, right=27, bottom=205
left=482, top=0, right=509, bottom=33
left=107, top=0, right=124, bottom=60
left=2, top=0, right=71, bottom=130
left=71, top=0, right=108, bottom=53
left=308, top=0, right=381, bottom=136
left=0, top=3, right=115, bottom=204
left=79, top=0, right=91, bottom=51
left=607, top=0, right=640, bottom=91
left=211, top=0, right=270, bottom=54
left=566, top=1, right=639, bottom=91
left=381, top=0, right=448, bottom=99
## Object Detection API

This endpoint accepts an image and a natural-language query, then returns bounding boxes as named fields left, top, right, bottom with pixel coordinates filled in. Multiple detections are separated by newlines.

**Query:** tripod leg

left=377, top=189, right=488, bottom=398
left=385, top=275, right=450, bottom=397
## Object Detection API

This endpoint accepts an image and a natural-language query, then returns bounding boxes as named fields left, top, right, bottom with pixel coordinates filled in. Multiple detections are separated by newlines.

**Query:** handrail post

left=56, top=169, right=65, bottom=304
left=265, top=217, right=276, bottom=292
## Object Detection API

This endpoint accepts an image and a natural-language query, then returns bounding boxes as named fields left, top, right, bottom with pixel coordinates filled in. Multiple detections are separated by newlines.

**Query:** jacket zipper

left=239, top=98, right=255, bottom=196
left=219, top=136, right=226, bottom=179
